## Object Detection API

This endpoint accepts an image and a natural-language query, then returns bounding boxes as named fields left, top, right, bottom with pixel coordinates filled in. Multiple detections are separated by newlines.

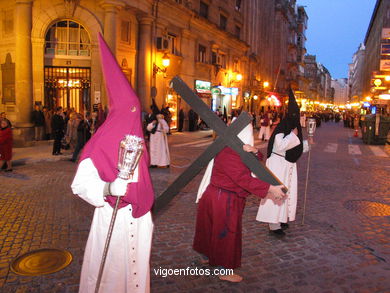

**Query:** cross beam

left=153, top=76, right=285, bottom=213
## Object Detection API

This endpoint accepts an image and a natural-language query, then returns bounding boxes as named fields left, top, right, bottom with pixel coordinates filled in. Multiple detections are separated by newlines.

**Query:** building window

left=2, top=10, right=14, bottom=36
left=198, top=44, right=207, bottom=63
left=45, top=20, right=91, bottom=57
left=167, top=33, right=177, bottom=55
left=211, top=51, right=217, bottom=64
left=235, top=0, right=241, bottom=11
left=235, top=25, right=241, bottom=39
left=220, top=54, right=226, bottom=68
left=233, top=59, right=239, bottom=72
left=120, top=21, right=130, bottom=43
left=220, top=14, right=227, bottom=31
left=200, top=1, right=209, bottom=19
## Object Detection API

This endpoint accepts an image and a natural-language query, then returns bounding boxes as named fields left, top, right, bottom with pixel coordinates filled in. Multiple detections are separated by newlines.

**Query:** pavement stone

left=0, top=125, right=389, bottom=292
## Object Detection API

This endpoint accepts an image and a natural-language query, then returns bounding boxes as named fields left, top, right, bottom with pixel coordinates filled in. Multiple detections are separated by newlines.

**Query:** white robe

left=256, top=132, right=300, bottom=224
left=147, top=119, right=170, bottom=166
left=258, top=122, right=272, bottom=141
left=71, top=158, right=153, bottom=293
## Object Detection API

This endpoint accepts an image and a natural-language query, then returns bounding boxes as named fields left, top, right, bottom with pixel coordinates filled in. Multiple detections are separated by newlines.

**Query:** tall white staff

left=301, top=118, right=316, bottom=225
left=95, top=135, right=144, bottom=293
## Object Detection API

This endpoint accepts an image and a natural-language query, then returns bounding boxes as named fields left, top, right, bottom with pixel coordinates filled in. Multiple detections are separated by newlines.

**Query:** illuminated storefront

left=213, top=86, right=239, bottom=114
left=165, top=90, right=179, bottom=130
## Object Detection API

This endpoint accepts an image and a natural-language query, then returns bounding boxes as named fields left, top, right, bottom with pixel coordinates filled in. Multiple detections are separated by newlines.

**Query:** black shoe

left=281, top=223, right=289, bottom=230
left=1, top=162, right=7, bottom=170
left=5, top=169, right=13, bottom=172
left=150, top=165, right=157, bottom=168
left=57, top=152, right=63, bottom=155
left=269, top=229, right=286, bottom=237
left=69, top=158, right=76, bottom=162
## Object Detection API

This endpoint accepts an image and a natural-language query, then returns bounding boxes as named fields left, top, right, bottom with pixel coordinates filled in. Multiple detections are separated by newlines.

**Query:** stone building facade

left=0, top=0, right=309, bottom=144
left=362, top=0, right=390, bottom=101
left=332, top=78, right=349, bottom=106
left=242, top=0, right=308, bottom=112
left=348, top=43, right=366, bottom=102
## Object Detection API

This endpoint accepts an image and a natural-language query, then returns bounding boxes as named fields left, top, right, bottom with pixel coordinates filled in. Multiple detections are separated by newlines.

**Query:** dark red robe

left=0, top=127, right=12, bottom=161
left=193, top=147, right=270, bottom=269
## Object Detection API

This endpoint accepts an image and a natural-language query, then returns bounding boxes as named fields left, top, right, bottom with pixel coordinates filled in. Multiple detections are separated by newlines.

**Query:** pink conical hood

left=78, top=33, right=154, bottom=218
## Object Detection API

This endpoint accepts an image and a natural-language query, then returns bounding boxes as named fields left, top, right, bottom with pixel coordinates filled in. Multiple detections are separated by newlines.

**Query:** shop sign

left=211, top=87, right=221, bottom=95
left=217, top=86, right=239, bottom=95
left=363, top=102, right=371, bottom=107
left=231, top=87, right=239, bottom=95
left=380, top=59, right=390, bottom=71
left=382, top=28, right=390, bottom=39
left=197, top=93, right=211, bottom=99
left=381, top=44, right=390, bottom=55
left=195, top=80, right=211, bottom=93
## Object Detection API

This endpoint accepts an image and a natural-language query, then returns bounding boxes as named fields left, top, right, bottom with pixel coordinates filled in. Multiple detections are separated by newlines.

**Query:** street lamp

left=153, top=53, right=170, bottom=77
left=226, top=71, right=243, bottom=86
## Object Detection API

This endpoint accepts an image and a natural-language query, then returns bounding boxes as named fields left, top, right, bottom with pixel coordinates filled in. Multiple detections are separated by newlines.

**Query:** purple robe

left=193, top=147, right=270, bottom=269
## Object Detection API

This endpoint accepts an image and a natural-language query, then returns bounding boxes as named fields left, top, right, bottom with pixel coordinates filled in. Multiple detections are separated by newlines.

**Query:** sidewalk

left=12, top=140, right=73, bottom=166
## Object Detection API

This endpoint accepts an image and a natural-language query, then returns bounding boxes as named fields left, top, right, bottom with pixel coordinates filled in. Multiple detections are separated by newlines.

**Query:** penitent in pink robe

left=193, top=147, right=270, bottom=269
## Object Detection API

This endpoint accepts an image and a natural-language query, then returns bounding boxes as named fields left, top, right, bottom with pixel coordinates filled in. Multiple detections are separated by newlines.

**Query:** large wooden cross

left=153, top=76, right=285, bottom=213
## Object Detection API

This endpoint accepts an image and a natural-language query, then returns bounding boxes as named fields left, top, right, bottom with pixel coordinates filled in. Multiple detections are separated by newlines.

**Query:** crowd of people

left=29, top=104, right=107, bottom=161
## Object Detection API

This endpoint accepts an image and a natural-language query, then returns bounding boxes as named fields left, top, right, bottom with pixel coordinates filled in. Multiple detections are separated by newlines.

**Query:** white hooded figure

left=256, top=88, right=305, bottom=236
left=147, top=114, right=170, bottom=167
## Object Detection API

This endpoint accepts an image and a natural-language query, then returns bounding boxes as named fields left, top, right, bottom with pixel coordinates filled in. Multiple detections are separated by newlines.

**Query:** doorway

left=44, top=66, right=91, bottom=112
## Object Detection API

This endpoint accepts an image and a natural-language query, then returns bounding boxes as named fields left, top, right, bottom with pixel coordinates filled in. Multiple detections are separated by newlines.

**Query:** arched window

left=45, top=20, right=91, bottom=57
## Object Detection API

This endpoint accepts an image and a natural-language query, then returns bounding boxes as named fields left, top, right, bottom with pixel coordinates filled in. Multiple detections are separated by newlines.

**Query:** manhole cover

left=344, top=200, right=390, bottom=217
left=10, top=248, right=72, bottom=276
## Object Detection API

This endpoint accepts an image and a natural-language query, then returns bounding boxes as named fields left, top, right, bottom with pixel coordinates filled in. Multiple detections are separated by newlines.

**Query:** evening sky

left=297, top=0, right=377, bottom=79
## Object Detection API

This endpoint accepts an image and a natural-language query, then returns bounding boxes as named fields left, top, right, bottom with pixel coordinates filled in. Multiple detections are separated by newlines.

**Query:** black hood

left=267, top=87, right=303, bottom=163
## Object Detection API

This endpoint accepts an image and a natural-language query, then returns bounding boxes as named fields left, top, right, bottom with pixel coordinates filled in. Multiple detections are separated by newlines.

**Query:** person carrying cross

left=193, top=121, right=286, bottom=283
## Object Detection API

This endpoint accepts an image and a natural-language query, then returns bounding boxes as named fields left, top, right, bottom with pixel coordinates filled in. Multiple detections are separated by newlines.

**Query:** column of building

left=99, top=0, right=124, bottom=106
left=137, top=16, right=153, bottom=112
left=179, top=28, right=196, bottom=130
left=15, top=0, right=33, bottom=131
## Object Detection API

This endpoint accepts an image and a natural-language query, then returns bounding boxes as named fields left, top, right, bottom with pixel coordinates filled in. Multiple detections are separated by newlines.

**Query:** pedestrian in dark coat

left=178, top=108, right=184, bottom=132
left=32, top=105, right=45, bottom=141
left=71, top=112, right=92, bottom=162
left=51, top=107, right=65, bottom=155
left=42, top=107, right=52, bottom=139
left=188, top=109, right=195, bottom=131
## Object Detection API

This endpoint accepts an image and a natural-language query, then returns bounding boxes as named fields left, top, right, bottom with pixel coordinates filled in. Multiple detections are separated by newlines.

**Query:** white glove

left=108, top=178, right=131, bottom=197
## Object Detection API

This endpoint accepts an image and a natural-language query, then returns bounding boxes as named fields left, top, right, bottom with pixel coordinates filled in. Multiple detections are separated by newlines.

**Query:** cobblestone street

left=0, top=122, right=389, bottom=292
